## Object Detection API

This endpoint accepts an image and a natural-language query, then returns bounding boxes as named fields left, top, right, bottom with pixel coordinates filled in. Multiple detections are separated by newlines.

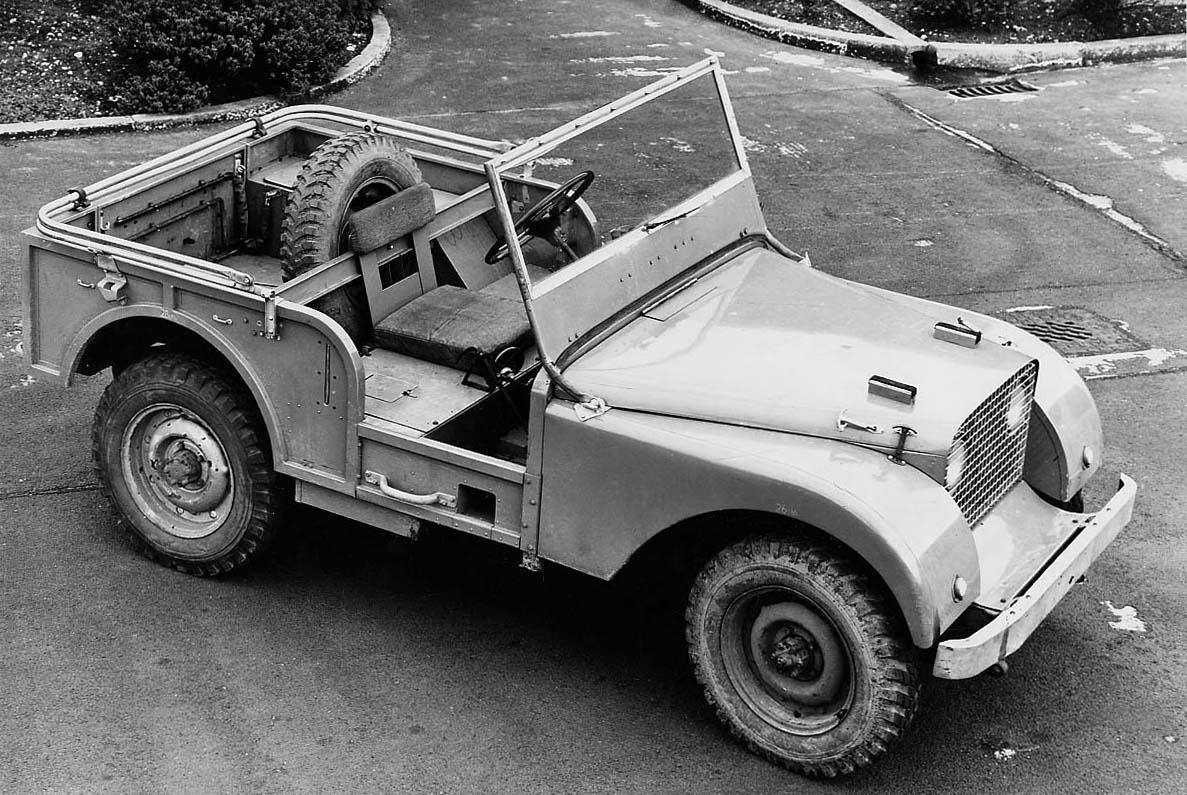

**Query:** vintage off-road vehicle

left=23, top=60, right=1134, bottom=775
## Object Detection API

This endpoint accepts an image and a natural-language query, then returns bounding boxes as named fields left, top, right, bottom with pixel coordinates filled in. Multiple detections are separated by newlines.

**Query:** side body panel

left=537, top=402, right=978, bottom=647
left=24, top=234, right=362, bottom=492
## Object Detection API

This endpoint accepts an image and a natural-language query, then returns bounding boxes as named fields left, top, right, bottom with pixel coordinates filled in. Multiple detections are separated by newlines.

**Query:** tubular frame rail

left=35, top=106, right=511, bottom=295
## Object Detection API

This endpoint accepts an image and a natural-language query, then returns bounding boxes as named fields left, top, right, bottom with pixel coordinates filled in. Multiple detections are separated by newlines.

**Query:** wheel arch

left=64, top=308, right=287, bottom=465
left=539, top=406, right=977, bottom=650
left=611, top=506, right=937, bottom=649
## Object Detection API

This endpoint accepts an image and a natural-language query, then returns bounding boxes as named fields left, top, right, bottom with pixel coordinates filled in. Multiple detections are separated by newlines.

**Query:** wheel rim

left=336, top=176, right=399, bottom=254
left=121, top=403, right=234, bottom=540
left=721, top=585, right=855, bottom=736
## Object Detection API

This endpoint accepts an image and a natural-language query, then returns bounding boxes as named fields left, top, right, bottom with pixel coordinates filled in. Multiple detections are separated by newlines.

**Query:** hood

left=562, top=246, right=1034, bottom=469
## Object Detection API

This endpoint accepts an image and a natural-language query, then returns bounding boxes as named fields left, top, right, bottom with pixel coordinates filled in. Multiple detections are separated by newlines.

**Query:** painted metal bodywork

left=561, top=244, right=1032, bottom=481
left=21, top=59, right=1132, bottom=679
left=862, top=284, right=1105, bottom=502
left=25, top=234, right=364, bottom=493
left=536, top=401, right=976, bottom=646
left=934, top=474, right=1136, bottom=678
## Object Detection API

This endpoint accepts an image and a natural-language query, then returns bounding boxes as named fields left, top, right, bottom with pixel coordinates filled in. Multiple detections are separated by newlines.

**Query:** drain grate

left=993, top=307, right=1146, bottom=357
left=948, top=80, right=1039, bottom=99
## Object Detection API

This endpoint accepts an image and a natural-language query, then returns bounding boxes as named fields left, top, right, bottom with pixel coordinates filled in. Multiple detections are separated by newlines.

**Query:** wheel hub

left=768, top=630, right=820, bottom=680
left=743, top=601, right=848, bottom=710
left=160, top=446, right=203, bottom=487
left=122, top=406, right=234, bottom=539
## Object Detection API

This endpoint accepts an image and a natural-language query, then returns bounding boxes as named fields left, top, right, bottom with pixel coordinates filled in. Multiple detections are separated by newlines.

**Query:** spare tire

left=280, top=132, right=424, bottom=345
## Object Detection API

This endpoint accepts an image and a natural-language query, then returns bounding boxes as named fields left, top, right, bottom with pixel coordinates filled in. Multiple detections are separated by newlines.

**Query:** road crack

left=0, top=483, right=100, bottom=501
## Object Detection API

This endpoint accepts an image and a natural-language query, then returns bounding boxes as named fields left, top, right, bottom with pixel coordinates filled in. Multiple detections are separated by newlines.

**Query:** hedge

left=92, top=0, right=380, bottom=114
left=906, top=0, right=1169, bottom=34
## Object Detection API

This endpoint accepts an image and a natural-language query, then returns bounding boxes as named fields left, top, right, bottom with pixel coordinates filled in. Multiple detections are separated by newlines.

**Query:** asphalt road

left=2, top=0, right=1185, bottom=792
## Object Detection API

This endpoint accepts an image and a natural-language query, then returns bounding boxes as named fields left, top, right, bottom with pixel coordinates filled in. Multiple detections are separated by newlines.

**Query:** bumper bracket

left=933, top=474, right=1136, bottom=679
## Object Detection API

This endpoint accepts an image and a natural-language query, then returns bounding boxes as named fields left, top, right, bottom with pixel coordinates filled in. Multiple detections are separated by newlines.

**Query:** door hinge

left=263, top=292, right=280, bottom=340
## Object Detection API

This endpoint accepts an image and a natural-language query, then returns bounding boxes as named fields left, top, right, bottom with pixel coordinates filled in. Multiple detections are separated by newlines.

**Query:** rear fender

left=56, top=300, right=363, bottom=490
left=61, top=305, right=284, bottom=458
left=538, top=404, right=976, bottom=648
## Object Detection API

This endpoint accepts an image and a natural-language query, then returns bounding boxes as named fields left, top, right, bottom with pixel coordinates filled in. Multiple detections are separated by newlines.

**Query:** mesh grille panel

left=946, top=360, right=1038, bottom=527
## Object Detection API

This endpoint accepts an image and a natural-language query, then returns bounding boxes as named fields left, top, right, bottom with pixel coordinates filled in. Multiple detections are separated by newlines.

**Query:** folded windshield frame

left=482, top=57, right=750, bottom=400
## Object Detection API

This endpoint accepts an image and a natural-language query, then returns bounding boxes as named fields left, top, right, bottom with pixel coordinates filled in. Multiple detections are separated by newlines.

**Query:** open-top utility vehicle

left=23, top=59, right=1134, bottom=776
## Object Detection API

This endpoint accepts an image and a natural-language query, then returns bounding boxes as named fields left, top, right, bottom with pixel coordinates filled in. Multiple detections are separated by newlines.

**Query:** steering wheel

left=485, top=170, right=596, bottom=265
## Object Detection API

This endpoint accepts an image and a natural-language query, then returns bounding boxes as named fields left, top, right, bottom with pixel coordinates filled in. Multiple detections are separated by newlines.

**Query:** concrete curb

left=686, top=0, right=1187, bottom=72
left=0, top=11, right=392, bottom=141
left=692, top=0, right=916, bottom=62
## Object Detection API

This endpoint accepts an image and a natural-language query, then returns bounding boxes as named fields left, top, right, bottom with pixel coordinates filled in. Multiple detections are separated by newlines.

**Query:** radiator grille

left=946, top=360, right=1038, bottom=527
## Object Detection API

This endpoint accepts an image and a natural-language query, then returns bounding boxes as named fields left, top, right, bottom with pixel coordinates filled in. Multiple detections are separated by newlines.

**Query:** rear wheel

left=92, top=353, right=284, bottom=576
left=686, top=534, right=919, bottom=777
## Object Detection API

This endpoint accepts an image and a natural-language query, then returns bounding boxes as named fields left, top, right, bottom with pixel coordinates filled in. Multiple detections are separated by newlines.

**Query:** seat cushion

left=373, top=286, right=531, bottom=368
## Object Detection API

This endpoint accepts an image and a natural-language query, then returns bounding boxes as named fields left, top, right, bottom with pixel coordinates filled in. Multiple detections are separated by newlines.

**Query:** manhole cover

left=994, top=307, right=1145, bottom=357
left=948, top=80, right=1039, bottom=99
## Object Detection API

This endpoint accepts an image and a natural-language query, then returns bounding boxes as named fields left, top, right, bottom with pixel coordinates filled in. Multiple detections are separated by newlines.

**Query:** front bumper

left=933, top=474, right=1136, bottom=679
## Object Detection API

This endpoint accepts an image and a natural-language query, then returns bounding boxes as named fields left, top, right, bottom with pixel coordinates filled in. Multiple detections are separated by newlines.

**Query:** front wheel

left=686, top=534, right=920, bottom=777
left=92, top=353, right=284, bottom=576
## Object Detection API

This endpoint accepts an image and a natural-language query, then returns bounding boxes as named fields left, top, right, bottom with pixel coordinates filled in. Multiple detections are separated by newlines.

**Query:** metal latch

left=889, top=425, right=916, bottom=465
left=94, top=252, right=127, bottom=303
left=575, top=396, right=609, bottom=422
left=837, top=409, right=882, bottom=434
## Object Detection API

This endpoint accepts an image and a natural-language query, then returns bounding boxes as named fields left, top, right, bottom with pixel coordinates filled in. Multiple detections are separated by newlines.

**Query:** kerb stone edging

left=0, top=11, right=392, bottom=141
left=688, top=0, right=1186, bottom=72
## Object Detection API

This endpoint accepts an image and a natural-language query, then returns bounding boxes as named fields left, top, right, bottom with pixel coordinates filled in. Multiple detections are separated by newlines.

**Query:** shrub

left=100, top=0, right=377, bottom=114
left=907, top=0, right=1014, bottom=30
left=340, top=0, right=382, bottom=19
left=1063, top=0, right=1166, bottom=37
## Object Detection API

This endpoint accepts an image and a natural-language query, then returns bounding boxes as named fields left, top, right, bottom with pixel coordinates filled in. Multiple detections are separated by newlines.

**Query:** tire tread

left=685, top=533, right=920, bottom=778
left=91, top=352, right=282, bottom=577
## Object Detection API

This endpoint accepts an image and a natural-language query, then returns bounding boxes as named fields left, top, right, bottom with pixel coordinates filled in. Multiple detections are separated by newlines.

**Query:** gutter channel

left=881, top=92, right=1186, bottom=265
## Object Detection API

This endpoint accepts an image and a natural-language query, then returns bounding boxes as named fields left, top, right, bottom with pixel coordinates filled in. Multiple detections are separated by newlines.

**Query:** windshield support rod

left=483, top=163, right=596, bottom=405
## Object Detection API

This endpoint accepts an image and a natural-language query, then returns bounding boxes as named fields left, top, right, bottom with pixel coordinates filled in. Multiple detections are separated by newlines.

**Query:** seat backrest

left=347, top=182, right=436, bottom=253
left=352, top=182, right=440, bottom=326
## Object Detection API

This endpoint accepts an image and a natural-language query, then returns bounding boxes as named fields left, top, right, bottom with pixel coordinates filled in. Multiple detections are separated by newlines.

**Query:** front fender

left=862, top=285, right=1103, bottom=502
left=538, top=404, right=977, bottom=648
left=967, top=312, right=1102, bottom=501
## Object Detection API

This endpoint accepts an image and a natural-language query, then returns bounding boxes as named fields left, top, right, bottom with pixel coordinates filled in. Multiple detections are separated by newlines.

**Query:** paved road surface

left=1, top=0, right=1184, bottom=792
